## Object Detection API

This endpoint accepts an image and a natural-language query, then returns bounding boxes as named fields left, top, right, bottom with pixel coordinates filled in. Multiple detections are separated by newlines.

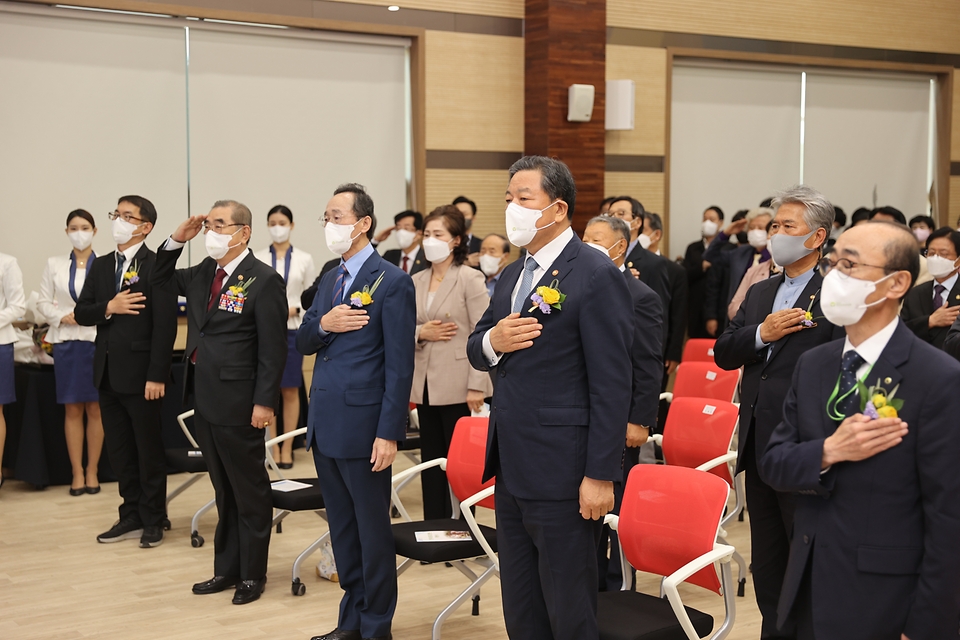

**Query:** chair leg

left=165, top=473, right=203, bottom=506
left=293, top=531, right=330, bottom=583
left=396, top=557, right=416, bottom=576
left=430, top=565, right=497, bottom=640
left=190, top=497, right=216, bottom=548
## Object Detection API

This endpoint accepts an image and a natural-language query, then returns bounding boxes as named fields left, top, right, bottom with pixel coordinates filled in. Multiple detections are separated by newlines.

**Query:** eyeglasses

left=318, top=214, right=359, bottom=227
left=818, top=256, right=890, bottom=277
left=924, top=248, right=958, bottom=259
left=201, top=222, right=243, bottom=234
left=107, top=211, right=142, bottom=224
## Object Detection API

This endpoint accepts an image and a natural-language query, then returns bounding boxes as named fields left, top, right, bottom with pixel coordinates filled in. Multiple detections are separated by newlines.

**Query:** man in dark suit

left=75, top=195, right=177, bottom=548
left=641, top=212, right=687, bottom=375
left=714, top=186, right=842, bottom=639
left=301, top=258, right=340, bottom=310
left=901, top=226, right=960, bottom=349
left=703, top=210, right=745, bottom=336
left=583, top=214, right=663, bottom=592
left=453, top=195, right=483, bottom=266
left=704, top=207, right=774, bottom=322
left=467, top=156, right=633, bottom=639
left=298, top=184, right=415, bottom=640
left=379, top=210, right=427, bottom=276
left=762, top=221, right=960, bottom=640
left=153, top=200, right=287, bottom=605
left=684, top=205, right=724, bottom=338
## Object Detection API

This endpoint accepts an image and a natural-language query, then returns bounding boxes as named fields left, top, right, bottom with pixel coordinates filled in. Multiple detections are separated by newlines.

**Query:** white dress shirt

left=254, top=245, right=317, bottom=329
left=931, top=273, right=958, bottom=304
left=843, top=316, right=900, bottom=381
left=37, top=254, right=97, bottom=343
left=482, top=227, right=575, bottom=365
left=0, top=252, right=26, bottom=345
left=400, top=245, right=419, bottom=274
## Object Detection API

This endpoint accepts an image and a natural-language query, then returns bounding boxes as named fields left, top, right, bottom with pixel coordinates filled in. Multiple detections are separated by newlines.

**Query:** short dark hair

left=600, top=196, right=617, bottom=213
left=874, top=221, right=920, bottom=290
left=483, top=233, right=510, bottom=254
left=393, top=210, right=423, bottom=231
left=704, top=205, right=725, bottom=221
left=871, top=206, right=906, bottom=226
left=268, top=204, right=293, bottom=223
left=909, top=214, right=935, bottom=230
left=732, top=209, right=748, bottom=221
left=423, top=205, right=469, bottom=266
left=644, top=212, right=663, bottom=233
left=452, top=196, right=477, bottom=216
left=759, top=197, right=774, bottom=208
left=66, top=208, right=95, bottom=228
left=609, top=196, right=645, bottom=233
left=833, top=206, right=846, bottom=227
left=118, top=195, right=156, bottom=225
left=333, top=183, right=377, bottom=240
left=851, top=207, right=872, bottom=225
left=508, top=156, right=577, bottom=220
left=926, top=226, right=960, bottom=256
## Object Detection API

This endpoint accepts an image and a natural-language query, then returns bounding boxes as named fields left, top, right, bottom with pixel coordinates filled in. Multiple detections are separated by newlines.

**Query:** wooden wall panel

left=425, top=30, right=524, bottom=152
left=325, top=0, right=523, bottom=19
left=608, top=0, right=960, bottom=56
left=953, top=68, right=960, bottom=161
left=605, top=45, right=667, bottom=156
left=604, top=172, right=665, bottom=214
left=951, top=176, right=960, bottom=227
left=425, top=168, right=509, bottom=238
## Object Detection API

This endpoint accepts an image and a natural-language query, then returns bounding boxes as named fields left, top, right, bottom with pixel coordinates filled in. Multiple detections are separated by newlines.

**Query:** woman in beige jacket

left=410, top=205, right=492, bottom=519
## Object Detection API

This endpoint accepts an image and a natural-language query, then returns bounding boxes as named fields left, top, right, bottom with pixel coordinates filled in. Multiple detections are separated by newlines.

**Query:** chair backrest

left=446, top=416, right=495, bottom=510
left=681, top=338, right=717, bottom=363
left=618, top=465, right=729, bottom=594
left=660, top=397, right=739, bottom=486
left=670, top=361, right=740, bottom=402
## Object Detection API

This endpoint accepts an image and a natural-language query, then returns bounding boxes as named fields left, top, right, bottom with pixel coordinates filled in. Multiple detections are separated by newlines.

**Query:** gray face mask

left=769, top=229, right=817, bottom=267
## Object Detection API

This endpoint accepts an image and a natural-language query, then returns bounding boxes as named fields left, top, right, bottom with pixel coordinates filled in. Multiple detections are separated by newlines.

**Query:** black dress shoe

left=85, top=485, right=101, bottom=494
left=232, top=578, right=265, bottom=605
left=310, top=629, right=362, bottom=640
left=69, top=487, right=85, bottom=496
left=192, top=575, right=239, bottom=594
left=277, top=462, right=294, bottom=470
left=363, top=634, right=392, bottom=640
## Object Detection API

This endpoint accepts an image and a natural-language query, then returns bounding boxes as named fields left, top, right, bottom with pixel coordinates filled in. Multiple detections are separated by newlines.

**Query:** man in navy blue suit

left=297, top=184, right=416, bottom=640
left=467, top=156, right=633, bottom=639
left=761, top=221, right=960, bottom=640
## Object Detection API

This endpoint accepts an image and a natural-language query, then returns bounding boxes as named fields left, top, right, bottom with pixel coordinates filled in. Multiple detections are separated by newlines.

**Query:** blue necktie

left=513, top=256, right=539, bottom=314
left=115, top=253, right=126, bottom=292
left=837, top=350, right=865, bottom=418
left=331, top=264, right=348, bottom=306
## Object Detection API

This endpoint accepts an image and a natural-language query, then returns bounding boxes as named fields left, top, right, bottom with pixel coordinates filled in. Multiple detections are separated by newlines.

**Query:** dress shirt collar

left=783, top=265, right=816, bottom=289
left=528, top=227, right=574, bottom=271
left=219, top=248, right=250, bottom=279
left=934, top=272, right=958, bottom=297
left=402, top=245, right=420, bottom=261
left=117, top=241, right=144, bottom=263
left=842, top=316, right=900, bottom=367
left=341, top=242, right=375, bottom=276
left=619, top=264, right=626, bottom=272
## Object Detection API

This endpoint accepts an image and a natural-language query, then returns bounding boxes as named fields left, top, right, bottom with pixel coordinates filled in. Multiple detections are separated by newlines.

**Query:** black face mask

left=735, top=231, right=748, bottom=245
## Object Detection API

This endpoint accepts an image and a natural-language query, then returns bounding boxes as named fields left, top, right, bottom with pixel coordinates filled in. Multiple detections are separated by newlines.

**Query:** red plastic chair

left=390, top=416, right=497, bottom=640
left=681, top=338, right=717, bottom=363
left=661, top=361, right=741, bottom=404
left=599, top=465, right=737, bottom=640
left=648, top=397, right=747, bottom=596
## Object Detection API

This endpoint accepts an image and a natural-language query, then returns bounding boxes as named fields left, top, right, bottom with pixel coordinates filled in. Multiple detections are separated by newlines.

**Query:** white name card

left=702, top=404, right=716, bottom=415
left=707, top=348, right=715, bottom=356
left=705, top=370, right=717, bottom=381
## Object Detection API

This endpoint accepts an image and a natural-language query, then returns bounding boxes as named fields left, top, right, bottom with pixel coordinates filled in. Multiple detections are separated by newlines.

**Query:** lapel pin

left=810, top=295, right=816, bottom=300
left=955, top=294, right=959, bottom=300
left=627, top=262, right=633, bottom=268
left=884, top=377, right=892, bottom=384
left=552, top=270, right=559, bottom=276
left=415, top=260, right=420, bottom=265
left=445, top=312, right=450, bottom=318
left=237, top=274, right=243, bottom=281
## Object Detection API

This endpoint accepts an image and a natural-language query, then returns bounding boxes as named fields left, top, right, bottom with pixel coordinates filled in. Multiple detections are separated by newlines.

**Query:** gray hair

left=508, top=156, right=577, bottom=220
left=771, top=185, right=835, bottom=236
left=745, top=207, right=775, bottom=223
left=643, top=212, right=663, bottom=233
left=587, top=215, right=630, bottom=245
left=213, top=200, right=252, bottom=231
left=483, top=233, right=511, bottom=255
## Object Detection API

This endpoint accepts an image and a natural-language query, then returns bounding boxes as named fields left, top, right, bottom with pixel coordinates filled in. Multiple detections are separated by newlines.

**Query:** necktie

left=207, top=268, right=227, bottom=312
left=115, top=253, right=126, bottom=292
left=837, top=350, right=866, bottom=419
left=402, top=255, right=409, bottom=273
left=513, top=256, right=539, bottom=314
left=934, top=283, right=945, bottom=309
left=332, top=264, right=349, bottom=307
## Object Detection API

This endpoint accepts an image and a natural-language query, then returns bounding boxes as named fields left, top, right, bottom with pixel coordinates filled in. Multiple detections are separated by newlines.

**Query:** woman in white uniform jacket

left=254, top=205, right=316, bottom=468
left=37, top=210, right=104, bottom=495
left=0, top=250, right=26, bottom=490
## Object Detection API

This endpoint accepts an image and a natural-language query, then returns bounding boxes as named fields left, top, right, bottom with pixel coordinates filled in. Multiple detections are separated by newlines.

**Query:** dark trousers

left=598, top=446, right=638, bottom=591
left=744, top=430, right=797, bottom=639
left=417, top=385, right=470, bottom=520
left=194, top=411, right=272, bottom=580
left=313, top=451, right=396, bottom=638
left=497, top=478, right=604, bottom=640
left=98, top=370, right=166, bottom=527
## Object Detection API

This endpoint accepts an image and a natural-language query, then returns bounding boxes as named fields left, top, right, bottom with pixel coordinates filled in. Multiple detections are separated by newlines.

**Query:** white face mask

left=68, top=230, right=94, bottom=251
left=505, top=200, right=559, bottom=248
left=422, top=236, right=453, bottom=263
left=926, top=254, right=958, bottom=280
left=395, top=228, right=417, bottom=250
left=820, top=268, right=895, bottom=326
left=637, top=233, right=652, bottom=250
left=585, top=240, right=623, bottom=261
left=769, top=229, right=817, bottom=267
left=205, top=227, right=243, bottom=261
left=268, top=225, right=291, bottom=244
left=324, top=220, right=363, bottom=256
left=112, top=217, right=142, bottom=245
left=479, top=254, right=503, bottom=276
left=701, top=220, right=719, bottom=237
left=747, top=229, right=768, bottom=249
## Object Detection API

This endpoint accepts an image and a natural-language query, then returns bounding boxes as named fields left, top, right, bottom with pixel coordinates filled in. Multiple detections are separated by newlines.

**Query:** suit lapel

left=859, top=323, right=910, bottom=406
left=766, top=272, right=821, bottom=365
left=428, top=264, right=458, bottom=319
left=947, top=278, right=960, bottom=308
left=201, top=250, right=256, bottom=327
left=819, top=340, right=844, bottom=432
left=494, top=259, right=522, bottom=318
left=518, top=235, right=579, bottom=318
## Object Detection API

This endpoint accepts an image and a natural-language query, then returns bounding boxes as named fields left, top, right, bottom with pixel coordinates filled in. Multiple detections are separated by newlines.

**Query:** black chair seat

left=165, top=448, right=207, bottom=474
left=271, top=477, right=325, bottom=511
left=597, top=590, right=714, bottom=640
left=393, top=518, right=497, bottom=564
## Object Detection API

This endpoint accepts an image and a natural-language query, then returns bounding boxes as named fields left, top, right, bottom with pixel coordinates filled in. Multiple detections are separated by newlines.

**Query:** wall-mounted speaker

left=567, top=84, right=595, bottom=122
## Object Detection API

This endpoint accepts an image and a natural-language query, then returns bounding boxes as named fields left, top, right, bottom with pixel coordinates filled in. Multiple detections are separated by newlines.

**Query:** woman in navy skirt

left=37, top=210, right=103, bottom=496
left=0, top=250, right=26, bottom=489
left=254, top=205, right=316, bottom=469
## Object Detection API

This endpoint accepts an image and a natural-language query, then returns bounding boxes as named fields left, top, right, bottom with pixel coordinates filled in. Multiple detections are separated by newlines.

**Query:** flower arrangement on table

left=350, top=271, right=385, bottom=308
left=529, top=280, right=565, bottom=315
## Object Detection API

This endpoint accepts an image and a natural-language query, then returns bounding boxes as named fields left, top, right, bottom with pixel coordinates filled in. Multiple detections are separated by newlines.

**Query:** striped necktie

left=332, top=264, right=349, bottom=306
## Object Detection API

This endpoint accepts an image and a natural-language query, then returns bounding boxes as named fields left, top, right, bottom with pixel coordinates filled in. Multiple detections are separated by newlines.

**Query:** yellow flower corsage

left=529, top=279, right=566, bottom=314
left=349, top=271, right=385, bottom=308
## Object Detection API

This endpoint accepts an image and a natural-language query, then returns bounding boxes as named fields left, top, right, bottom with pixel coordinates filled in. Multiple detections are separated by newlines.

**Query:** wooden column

left=525, top=0, right=606, bottom=232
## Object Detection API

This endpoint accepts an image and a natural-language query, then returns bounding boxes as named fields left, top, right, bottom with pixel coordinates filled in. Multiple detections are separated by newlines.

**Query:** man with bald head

left=761, top=221, right=960, bottom=639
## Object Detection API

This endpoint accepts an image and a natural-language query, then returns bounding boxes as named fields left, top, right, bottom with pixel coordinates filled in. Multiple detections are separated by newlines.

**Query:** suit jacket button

left=760, top=373, right=767, bottom=380
left=499, top=370, right=506, bottom=378
left=803, top=534, right=810, bottom=544
left=323, top=356, right=329, bottom=362
left=199, top=332, right=204, bottom=337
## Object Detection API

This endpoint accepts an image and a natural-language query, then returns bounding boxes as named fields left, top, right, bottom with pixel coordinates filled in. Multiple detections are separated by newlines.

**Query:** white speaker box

left=605, top=79, right=635, bottom=130
left=567, top=84, right=595, bottom=122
